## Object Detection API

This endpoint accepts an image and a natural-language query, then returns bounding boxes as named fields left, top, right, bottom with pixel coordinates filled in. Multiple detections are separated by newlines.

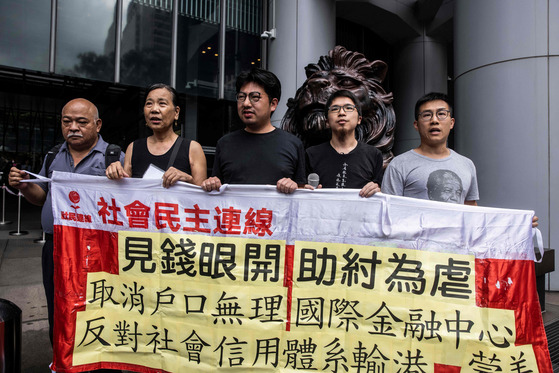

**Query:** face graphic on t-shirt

left=427, top=170, right=463, bottom=203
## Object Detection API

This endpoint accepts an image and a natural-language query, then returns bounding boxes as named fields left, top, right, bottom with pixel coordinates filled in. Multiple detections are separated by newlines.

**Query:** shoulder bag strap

left=166, top=137, right=184, bottom=170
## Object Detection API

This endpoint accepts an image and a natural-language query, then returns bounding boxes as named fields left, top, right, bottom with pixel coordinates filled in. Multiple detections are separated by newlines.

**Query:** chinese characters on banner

left=49, top=172, right=551, bottom=372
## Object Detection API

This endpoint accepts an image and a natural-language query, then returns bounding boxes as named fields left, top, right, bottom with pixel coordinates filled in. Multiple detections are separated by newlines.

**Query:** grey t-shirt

left=381, top=149, right=479, bottom=204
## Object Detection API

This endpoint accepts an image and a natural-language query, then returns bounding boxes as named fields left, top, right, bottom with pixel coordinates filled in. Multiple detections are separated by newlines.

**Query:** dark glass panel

left=120, top=0, right=172, bottom=86
left=55, top=0, right=117, bottom=81
left=0, top=0, right=51, bottom=71
left=224, top=30, right=261, bottom=100
left=224, top=0, right=262, bottom=100
left=176, top=18, right=220, bottom=97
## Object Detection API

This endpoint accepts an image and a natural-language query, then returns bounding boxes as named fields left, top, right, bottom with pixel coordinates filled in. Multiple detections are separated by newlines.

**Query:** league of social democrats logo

left=61, top=191, right=92, bottom=223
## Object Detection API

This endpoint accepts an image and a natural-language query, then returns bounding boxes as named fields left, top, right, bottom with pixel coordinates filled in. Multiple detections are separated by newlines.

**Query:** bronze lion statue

left=281, top=46, right=395, bottom=167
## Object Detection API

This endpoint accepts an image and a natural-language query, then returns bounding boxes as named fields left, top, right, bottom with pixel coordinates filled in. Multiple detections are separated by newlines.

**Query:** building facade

left=1, top=0, right=557, bottom=287
left=266, top=0, right=557, bottom=289
left=0, top=0, right=262, bottom=169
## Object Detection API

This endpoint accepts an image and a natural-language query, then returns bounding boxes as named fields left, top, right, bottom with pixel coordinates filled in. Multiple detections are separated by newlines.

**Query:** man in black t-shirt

left=306, top=90, right=383, bottom=197
left=202, top=68, right=306, bottom=193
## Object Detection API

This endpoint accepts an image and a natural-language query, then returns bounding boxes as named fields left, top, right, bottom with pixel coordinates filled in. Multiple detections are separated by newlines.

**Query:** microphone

left=307, top=173, right=320, bottom=188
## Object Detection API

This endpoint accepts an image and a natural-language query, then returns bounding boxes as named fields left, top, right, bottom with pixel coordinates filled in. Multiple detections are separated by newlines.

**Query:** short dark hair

left=414, top=92, right=453, bottom=119
left=236, top=68, right=281, bottom=103
left=325, top=90, right=362, bottom=116
left=145, top=83, right=179, bottom=107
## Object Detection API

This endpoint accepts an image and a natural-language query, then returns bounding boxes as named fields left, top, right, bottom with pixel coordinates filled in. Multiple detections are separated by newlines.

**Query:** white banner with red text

left=49, top=171, right=551, bottom=372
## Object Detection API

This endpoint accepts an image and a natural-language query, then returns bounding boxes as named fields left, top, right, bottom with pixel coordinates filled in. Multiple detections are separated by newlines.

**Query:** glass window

left=0, top=91, right=60, bottom=173
left=224, top=0, right=262, bottom=100
left=175, top=0, right=262, bottom=151
left=55, top=0, right=117, bottom=81
left=176, top=0, right=262, bottom=99
left=224, top=30, right=261, bottom=100
left=0, top=0, right=51, bottom=71
left=120, top=0, right=173, bottom=86
left=176, top=2, right=220, bottom=97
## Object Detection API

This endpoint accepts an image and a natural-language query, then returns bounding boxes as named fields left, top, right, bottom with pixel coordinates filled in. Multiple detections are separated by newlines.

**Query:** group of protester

left=7, top=67, right=536, bottom=372
left=106, top=68, right=475, bottom=204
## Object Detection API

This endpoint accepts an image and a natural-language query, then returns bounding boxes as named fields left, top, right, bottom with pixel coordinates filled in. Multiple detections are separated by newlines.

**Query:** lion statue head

left=281, top=46, right=395, bottom=167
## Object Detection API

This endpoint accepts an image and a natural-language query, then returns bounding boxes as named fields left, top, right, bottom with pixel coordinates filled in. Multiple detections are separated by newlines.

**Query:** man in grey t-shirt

left=382, top=92, right=479, bottom=205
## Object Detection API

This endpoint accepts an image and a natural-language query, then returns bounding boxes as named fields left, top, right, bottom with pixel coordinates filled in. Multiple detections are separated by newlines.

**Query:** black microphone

left=307, top=173, right=319, bottom=188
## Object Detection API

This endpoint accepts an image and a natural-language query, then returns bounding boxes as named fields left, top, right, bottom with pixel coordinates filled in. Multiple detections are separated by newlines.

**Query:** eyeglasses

left=418, top=109, right=451, bottom=121
left=328, top=104, right=357, bottom=114
left=236, top=91, right=265, bottom=104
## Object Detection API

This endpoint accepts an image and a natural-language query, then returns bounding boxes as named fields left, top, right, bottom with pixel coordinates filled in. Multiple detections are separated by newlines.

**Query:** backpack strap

left=45, top=143, right=122, bottom=174
left=44, top=143, right=63, bottom=174
left=166, top=137, right=184, bottom=170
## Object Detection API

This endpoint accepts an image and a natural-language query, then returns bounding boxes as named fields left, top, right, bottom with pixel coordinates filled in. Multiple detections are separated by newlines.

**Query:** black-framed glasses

left=328, top=104, right=357, bottom=114
left=418, top=109, right=451, bottom=121
left=236, top=91, right=265, bottom=103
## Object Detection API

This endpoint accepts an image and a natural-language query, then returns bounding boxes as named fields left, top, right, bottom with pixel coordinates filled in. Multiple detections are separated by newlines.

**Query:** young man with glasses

left=382, top=92, right=479, bottom=205
left=201, top=68, right=306, bottom=193
left=305, top=90, right=384, bottom=197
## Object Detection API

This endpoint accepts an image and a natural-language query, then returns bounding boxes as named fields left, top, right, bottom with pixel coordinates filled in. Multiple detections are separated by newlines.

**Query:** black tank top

left=131, top=137, right=192, bottom=178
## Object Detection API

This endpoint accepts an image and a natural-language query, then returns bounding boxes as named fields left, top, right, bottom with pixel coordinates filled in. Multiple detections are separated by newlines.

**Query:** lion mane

left=280, top=46, right=395, bottom=167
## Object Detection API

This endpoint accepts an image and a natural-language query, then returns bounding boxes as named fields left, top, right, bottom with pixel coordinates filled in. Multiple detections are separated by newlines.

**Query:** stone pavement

left=0, top=191, right=52, bottom=373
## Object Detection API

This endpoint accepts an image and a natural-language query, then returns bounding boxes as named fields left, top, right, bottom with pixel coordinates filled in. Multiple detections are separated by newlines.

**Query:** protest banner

left=49, top=172, right=551, bottom=372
